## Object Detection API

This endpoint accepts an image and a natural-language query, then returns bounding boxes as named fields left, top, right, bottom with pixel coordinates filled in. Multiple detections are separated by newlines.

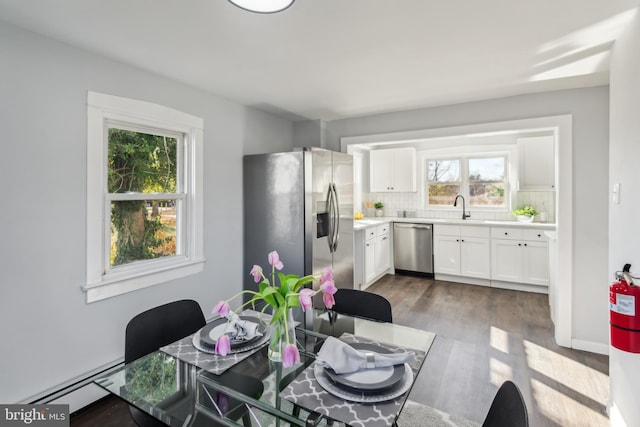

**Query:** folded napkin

left=225, top=313, right=262, bottom=342
left=316, top=337, right=415, bottom=374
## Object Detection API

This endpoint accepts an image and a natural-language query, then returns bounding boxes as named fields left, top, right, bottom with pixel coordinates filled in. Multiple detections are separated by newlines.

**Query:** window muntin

left=426, top=155, right=507, bottom=209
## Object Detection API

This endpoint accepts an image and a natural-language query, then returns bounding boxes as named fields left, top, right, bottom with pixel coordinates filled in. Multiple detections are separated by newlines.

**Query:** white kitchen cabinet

left=491, top=227, right=549, bottom=286
left=518, top=136, right=555, bottom=191
left=434, top=225, right=490, bottom=279
left=369, top=147, right=416, bottom=192
left=363, top=223, right=392, bottom=287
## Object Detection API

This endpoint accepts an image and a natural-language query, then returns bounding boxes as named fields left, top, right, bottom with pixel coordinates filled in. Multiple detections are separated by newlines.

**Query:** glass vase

left=268, top=308, right=296, bottom=363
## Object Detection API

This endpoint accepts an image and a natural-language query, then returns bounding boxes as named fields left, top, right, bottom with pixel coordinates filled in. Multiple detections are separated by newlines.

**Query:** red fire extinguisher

left=610, top=264, right=640, bottom=353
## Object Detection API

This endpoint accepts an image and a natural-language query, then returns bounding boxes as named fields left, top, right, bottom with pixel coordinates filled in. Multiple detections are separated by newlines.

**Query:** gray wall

left=609, top=7, right=640, bottom=427
left=0, top=22, right=293, bottom=403
left=325, top=87, right=611, bottom=347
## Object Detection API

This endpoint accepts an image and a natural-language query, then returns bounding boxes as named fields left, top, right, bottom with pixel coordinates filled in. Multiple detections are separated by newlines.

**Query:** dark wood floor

left=368, top=274, right=609, bottom=427
left=71, top=275, right=609, bottom=426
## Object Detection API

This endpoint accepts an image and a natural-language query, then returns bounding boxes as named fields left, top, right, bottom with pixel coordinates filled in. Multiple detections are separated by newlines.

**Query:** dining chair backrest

left=482, top=380, right=529, bottom=427
left=331, top=289, right=393, bottom=323
left=125, top=299, right=206, bottom=363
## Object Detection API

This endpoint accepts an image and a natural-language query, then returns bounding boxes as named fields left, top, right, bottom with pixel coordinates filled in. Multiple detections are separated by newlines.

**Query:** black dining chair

left=125, top=299, right=262, bottom=427
left=482, top=380, right=529, bottom=427
left=331, top=288, right=393, bottom=323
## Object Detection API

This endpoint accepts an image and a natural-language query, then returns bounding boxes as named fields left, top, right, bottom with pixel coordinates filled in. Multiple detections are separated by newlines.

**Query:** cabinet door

left=353, top=230, right=365, bottom=290
left=364, top=239, right=376, bottom=286
left=374, top=234, right=391, bottom=275
left=518, top=136, right=555, bottom=190
left=369, top=150, right=392, bottom=192
left=491, top=239, right=523, bottom=282
left=523, top=241, right=549, bottom=286
left=391, top=148, right=416, bottom=192
left=434, top=235, right=460, bottom=275
left=460, top=237, right=491, bottom=279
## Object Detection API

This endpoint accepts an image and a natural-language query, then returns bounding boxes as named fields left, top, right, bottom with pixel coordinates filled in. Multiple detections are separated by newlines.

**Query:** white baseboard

left=50, top=384, right=109, bottom=414
left=434, top=274, right=490, bottom=287
left=572, top=338, right=609, bottom=355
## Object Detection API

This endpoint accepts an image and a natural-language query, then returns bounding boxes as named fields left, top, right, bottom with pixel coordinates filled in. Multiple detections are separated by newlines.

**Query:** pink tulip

left=299, top=288, right=315, bottom=311
left=215, top=334, right=231, bottom=356
left=320, top=268, right=334, bottom=284
left=323, top=291, right=335, bottom=309
left=250, top=265, right=263, bottom=283
left=212, top=300, right=231, bottom=317
left=320, top=280, right=337, bottom=295
left=268, top=251, right=284, bottom=270
left=283, top=343, right=300, bottom=367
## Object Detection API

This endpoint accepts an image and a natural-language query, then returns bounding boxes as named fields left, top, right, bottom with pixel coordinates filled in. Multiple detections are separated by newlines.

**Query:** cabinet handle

left=537, top=234, right=541, bottom=237
left=524, top=243, right=528, bottom=247
left=518, top=243, right=522, bottom=246
left=383, top=237, right=387, bottom=240
left=504, top=232, right=508, bottom=235
left=461, top=239, right=465, bottom=242
left=456, top=239, right=460, bottom=242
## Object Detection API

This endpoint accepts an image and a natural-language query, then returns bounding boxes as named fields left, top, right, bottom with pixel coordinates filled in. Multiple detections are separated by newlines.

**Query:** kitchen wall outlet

left=613, top=183, right=621, bottom=204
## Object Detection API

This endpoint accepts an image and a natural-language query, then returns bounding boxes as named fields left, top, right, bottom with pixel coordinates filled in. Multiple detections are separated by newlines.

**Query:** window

left=426, top=155, right=506, bottom=208
left=85, top=92, right=204, bottom=303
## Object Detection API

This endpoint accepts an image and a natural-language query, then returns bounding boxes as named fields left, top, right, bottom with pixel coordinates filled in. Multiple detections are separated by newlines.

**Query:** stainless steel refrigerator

left=243, top=148, right=354, bottom=318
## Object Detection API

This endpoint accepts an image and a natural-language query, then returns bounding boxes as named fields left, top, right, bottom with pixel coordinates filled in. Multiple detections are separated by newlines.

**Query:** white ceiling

left=1, top=0, right=638, bottom=121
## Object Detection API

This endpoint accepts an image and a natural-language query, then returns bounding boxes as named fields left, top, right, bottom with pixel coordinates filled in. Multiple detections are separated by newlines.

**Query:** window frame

left=85, top=91, right=204, bottom=303
left=422, top=151, right=511, bottom=211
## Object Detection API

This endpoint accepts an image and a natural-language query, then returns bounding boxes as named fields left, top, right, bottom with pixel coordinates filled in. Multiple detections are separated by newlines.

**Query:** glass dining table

left=94, top=309, right=436, bottom=427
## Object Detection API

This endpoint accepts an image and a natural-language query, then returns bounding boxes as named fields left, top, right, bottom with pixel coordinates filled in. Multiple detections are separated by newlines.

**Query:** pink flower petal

left=283, top=343, right=300, bottom=367
left=320, top=268, right=334, bottom=284
left=212, top=300, right=231, bottom=317
left=320, top=280, right=337, bottom=295
left=323, top=292, right=335, bottom=309
left=215, top=334, right=231, bottom=356
left=299, top=288, right=315, bottom=311
left=268, top=250, right=284, bottom=270
left=250, top=265, right=263, bottom=283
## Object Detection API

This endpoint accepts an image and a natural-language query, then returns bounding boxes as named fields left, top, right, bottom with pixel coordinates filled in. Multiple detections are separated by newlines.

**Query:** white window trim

left=84, top=91, right=205, bottom=303
left=419, top=147, right=515, bottom=212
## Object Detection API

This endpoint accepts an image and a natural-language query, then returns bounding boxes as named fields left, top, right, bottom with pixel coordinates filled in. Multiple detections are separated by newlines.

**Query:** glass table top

left=95, top=309, right=436, bottom=427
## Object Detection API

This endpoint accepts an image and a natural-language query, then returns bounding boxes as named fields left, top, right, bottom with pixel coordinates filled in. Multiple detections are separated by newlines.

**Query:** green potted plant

left=374, top=202, right=384, bottom=217
left=512, top=206, right=538, bottom=223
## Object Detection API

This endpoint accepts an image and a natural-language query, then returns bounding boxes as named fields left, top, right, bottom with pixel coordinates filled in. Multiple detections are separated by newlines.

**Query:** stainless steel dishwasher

left=393, top=223, right=433, bottom=275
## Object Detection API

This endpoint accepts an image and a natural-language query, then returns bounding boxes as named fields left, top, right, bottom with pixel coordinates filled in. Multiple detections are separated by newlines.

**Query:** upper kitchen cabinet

left=369, top=147, right=416, bottom=192
left=517, top=136, right=555, bottom=191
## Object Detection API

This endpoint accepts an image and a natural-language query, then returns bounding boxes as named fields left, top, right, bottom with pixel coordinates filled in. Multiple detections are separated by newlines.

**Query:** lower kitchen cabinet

left=433, top=225, right=490, bottom=279
left=356, top=223, right=392, bottom=289
left=491, top=228, right=549, bottom=287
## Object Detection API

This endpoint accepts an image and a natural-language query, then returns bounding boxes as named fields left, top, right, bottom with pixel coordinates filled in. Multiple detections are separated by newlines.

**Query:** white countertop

left=354, top=216, right=556, bottom=230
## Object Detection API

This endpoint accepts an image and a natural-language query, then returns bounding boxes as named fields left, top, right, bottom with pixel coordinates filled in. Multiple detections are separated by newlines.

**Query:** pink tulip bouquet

left=212, top=250, right=337, bottom=367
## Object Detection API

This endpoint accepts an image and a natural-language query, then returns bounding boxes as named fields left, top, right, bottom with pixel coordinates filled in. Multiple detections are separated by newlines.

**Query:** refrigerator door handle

left=331, top=183, right=340, bottom=252
left=325, top=185, right=334, bottom=253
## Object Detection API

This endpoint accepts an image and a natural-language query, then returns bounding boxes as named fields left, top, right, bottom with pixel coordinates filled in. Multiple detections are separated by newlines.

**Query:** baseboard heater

left=23, top=359, right=123, bottom=413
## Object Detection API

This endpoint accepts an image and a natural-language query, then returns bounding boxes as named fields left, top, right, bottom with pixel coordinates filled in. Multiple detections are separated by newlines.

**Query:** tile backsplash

left=362, top=191, right=555, bottom=223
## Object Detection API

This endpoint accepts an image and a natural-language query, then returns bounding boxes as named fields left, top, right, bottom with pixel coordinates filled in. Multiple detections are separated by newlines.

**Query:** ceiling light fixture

left=227, top=0, right=294, bottom=14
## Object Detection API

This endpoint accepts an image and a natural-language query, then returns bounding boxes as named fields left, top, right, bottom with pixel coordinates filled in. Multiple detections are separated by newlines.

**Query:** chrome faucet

left=453, top=195, right=471, bottom=220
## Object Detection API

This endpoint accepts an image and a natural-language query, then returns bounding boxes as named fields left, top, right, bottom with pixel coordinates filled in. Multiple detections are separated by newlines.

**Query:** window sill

left=83, top=258, right=206, bottom=303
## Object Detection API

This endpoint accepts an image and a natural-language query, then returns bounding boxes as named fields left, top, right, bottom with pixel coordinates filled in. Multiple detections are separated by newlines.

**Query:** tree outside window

left=426, top=156, right=506, bottom=208
left=108, top=128, right=180, bottom=267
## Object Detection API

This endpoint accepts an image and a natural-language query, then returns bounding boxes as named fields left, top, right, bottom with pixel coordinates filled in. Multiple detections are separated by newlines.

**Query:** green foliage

left=512, top=206, right=538, bottom=216
left=125, top=353, right=177, bottom=406
left=374, top=202, right=384, bottom=209
left=108, top=129, right=178, bottom=267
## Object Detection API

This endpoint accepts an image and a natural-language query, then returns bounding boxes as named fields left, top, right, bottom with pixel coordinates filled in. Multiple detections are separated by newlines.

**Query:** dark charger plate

left=199, top=316, right=265, bottom=350
left=324, top=343, right=404, bottom=392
